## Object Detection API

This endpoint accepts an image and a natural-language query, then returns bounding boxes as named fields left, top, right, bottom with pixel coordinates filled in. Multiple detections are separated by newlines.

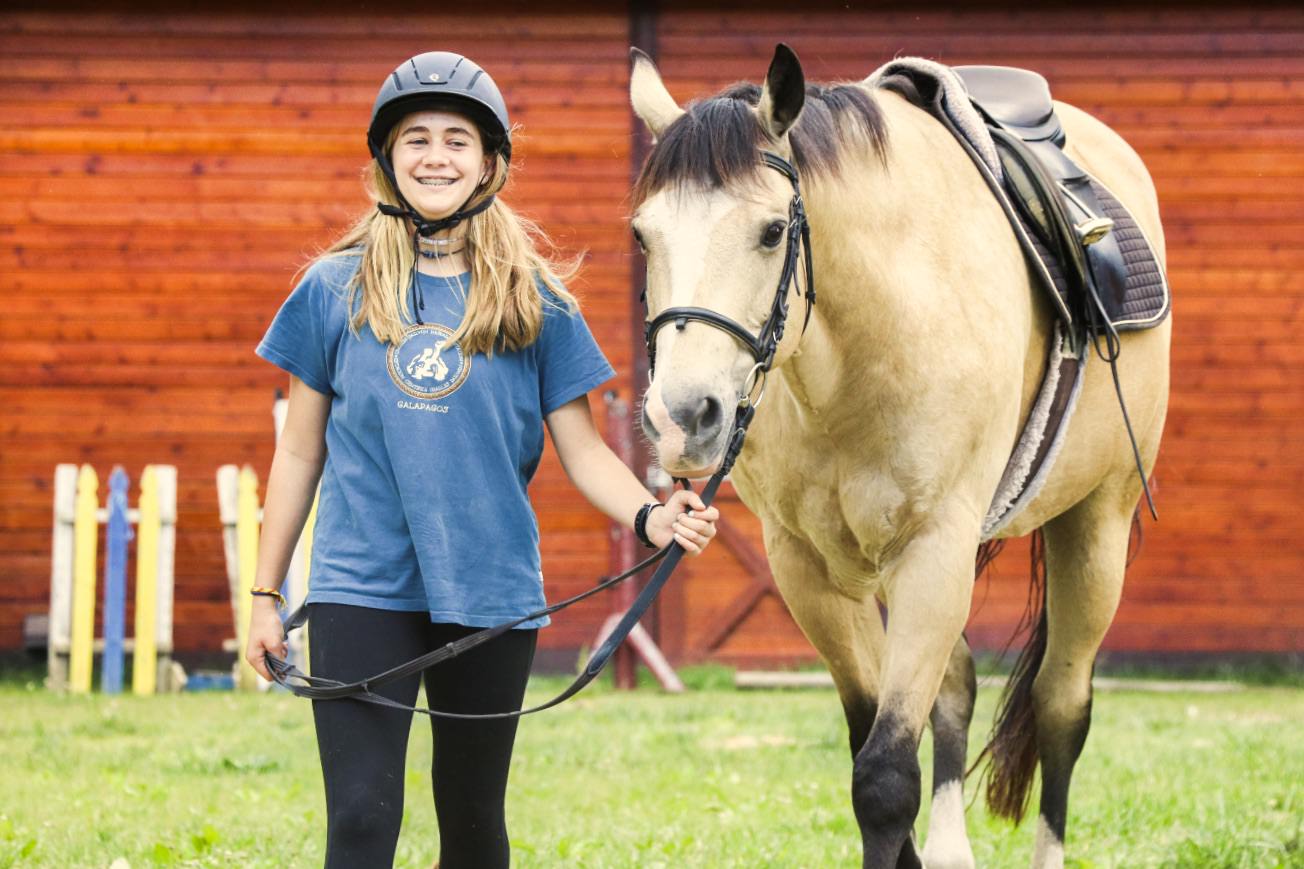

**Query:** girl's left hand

left=647, top=489, right=720, bottom=554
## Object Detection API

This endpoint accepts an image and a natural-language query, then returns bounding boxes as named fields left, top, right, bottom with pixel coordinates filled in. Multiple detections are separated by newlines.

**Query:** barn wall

left=1, top=2, right=1300, bottom=668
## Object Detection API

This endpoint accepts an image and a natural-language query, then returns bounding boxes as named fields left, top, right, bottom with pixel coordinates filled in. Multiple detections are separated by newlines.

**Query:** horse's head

left=630, top=45, right=811, bottom=477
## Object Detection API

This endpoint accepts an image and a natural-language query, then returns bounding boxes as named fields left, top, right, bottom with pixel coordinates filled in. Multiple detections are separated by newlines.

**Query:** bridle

left=644, top=151, right=815, bottom=408
left=264, top=150, right=815, bottom=719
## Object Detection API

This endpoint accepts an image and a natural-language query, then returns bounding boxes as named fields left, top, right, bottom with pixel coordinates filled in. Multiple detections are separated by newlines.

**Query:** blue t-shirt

left=256, top=255, right=615, bottom=627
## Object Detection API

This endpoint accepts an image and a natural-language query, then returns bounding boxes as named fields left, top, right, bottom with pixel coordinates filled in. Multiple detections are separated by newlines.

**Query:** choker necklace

left=417, top=236, right=466, bottom=259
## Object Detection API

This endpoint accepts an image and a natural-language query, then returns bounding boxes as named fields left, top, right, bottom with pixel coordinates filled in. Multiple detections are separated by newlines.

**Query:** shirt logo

left=387, top=324, right=470, bottom=400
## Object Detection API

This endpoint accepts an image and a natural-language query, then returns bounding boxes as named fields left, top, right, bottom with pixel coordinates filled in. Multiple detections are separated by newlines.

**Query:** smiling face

left=390, top=109, right=491, bottom=221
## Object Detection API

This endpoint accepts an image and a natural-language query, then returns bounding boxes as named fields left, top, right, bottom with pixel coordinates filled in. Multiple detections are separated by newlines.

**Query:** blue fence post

left=101, top=466, right=132, bottom=694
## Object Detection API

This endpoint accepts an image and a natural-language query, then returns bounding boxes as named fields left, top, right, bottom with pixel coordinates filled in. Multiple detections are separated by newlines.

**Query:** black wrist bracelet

left=634, top=502, right=660, bottom=549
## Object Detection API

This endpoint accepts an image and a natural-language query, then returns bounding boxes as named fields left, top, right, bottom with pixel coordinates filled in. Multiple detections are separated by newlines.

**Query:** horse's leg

left=853, top=521, right=975, bottom=869
left=770, top=528, right=977, bottom=867
left=921, top=635, right=977, bottom=869
left=766, top=527, right=884, bottom=754
left=1029, top=489, right=1132, bottom=869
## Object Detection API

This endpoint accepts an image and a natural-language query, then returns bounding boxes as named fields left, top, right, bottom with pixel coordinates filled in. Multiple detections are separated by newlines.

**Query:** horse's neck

left=782, top=88, right=1049, bottom=436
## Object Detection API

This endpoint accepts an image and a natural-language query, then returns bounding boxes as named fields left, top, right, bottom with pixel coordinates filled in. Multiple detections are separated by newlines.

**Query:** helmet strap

left=377, top=193, right=496, bottom=236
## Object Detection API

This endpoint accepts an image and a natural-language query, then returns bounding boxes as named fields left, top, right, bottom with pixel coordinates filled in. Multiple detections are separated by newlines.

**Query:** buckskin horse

left=629, top=45, right=1170, bottom=868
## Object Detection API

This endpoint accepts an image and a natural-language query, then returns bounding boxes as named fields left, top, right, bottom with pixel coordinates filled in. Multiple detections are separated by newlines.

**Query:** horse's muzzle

left=641, top=383, right=731, bottom=475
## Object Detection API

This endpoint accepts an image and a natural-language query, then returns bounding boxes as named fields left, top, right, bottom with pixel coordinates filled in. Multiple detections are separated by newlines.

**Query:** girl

left=244, top=51, right=719, bottom=869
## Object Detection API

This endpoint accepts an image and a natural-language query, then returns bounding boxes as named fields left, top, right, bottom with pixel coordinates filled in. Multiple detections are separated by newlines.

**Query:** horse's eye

left=632, top=227, right=647, bottom=251
left=761, top=220, right=787, bottom=249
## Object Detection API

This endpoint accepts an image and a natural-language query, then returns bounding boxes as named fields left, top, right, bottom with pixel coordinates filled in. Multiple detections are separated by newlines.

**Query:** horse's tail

left=971, top=529, right=1048, bottom=823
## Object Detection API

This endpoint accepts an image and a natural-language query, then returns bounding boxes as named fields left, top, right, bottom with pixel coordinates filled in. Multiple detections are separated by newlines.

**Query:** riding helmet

left=367, top=51, right=512, bottom=167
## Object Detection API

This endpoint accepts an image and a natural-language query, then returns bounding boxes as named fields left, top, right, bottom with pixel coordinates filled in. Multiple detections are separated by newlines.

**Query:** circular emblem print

left=387, top=324, right=470, bottom=400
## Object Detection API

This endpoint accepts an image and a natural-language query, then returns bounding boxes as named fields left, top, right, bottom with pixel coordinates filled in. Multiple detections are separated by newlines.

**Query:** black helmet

left=367, top=51, right=511, bottom=166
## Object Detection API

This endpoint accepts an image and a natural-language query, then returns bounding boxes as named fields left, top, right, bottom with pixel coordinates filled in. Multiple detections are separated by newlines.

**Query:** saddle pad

left=1087, top=179, right=1169, bottom=331
left=981, top=324, right=1086, bottom=540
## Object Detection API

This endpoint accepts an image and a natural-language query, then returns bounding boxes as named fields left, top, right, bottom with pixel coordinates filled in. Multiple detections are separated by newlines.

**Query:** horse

left=628, top=45, right=1170, bottom=869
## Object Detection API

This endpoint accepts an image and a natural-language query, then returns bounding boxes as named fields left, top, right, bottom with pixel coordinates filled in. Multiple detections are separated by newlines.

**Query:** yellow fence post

left=235, top=466, right=262, bottom=691
left=132, top=466, right=160, bottom=695
left=69, top=464, right=99, bottom=694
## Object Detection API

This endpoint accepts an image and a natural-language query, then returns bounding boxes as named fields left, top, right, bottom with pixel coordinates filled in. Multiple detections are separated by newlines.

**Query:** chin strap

left=377, top=194, right=496, bottom=237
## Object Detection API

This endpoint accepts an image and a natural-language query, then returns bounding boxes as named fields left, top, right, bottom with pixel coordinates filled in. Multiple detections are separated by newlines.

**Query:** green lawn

left=1, top=668, right=1300, bottom=868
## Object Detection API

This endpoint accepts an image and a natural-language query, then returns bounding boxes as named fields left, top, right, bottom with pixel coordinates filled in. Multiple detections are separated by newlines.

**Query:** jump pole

left=234, top=465, right=262, bottom=691
left=216, top=464, right=242, bottom=648
left=68, top=465, right=99, bottom=693
left=100, top=467, right=132, bottom=693
left=132, top=465, right=177, bottom=695
left=133, top=467, right=160, bottom=694
left=48, top=464, right=77, bottom=691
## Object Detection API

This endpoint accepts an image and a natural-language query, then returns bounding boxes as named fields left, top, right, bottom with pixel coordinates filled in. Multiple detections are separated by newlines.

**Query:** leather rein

left=263, top=151, right=812, bottom=720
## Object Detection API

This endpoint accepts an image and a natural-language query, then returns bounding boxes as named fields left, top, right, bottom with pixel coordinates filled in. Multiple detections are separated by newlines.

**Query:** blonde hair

left=312, top=126, right=581, bottom=355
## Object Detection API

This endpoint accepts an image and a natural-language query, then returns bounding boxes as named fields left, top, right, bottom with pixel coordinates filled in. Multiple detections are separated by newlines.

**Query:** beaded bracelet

left=634, top=502, right=661, bottom=549
left=249, top=586, right=287, bottom=607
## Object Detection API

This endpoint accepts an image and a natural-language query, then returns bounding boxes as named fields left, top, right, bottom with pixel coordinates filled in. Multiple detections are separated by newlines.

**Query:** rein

left=263, top=150, right=813, bottom=719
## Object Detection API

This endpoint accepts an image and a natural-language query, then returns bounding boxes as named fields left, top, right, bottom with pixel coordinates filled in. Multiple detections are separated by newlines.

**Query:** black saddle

left=953, top=65, right=1169, bottom=345
left=956, top=65, right=1063, bottom=145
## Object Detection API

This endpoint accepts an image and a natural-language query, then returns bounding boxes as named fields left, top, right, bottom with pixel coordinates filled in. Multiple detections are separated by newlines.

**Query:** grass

left=1, top=665, right=1301, bottom=868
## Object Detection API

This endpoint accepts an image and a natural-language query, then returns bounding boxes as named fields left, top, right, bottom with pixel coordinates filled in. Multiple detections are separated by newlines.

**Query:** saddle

left=872, top=60, right=1169, bottom=353
left=867, top=59, right=1167, bottom=536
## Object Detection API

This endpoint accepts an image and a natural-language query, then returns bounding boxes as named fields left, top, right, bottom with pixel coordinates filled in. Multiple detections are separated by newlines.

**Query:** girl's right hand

left=245, top=597, right=289, bottom=681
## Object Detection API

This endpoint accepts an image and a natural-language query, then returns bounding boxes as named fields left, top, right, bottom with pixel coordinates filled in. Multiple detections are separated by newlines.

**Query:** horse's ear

left=630, top=47, right=685, bottom=141
left=758, top=43, right=805, bottom=140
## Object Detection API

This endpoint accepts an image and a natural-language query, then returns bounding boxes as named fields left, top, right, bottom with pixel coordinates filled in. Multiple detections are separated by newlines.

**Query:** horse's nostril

left=698, top=396, right=722, bottom=434
left=664, top=389, right=726, bottom=442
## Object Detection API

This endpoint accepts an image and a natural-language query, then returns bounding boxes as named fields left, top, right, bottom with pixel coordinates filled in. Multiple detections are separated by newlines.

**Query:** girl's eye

left=761, top=221, right=786, bottom=248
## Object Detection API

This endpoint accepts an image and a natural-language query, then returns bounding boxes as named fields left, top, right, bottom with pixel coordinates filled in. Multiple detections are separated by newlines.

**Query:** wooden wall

left=1, top=2, right=1299, bottom=667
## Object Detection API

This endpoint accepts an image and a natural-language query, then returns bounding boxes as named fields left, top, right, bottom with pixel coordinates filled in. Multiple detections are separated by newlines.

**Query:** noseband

left=643, top=151, right=815, bottom=403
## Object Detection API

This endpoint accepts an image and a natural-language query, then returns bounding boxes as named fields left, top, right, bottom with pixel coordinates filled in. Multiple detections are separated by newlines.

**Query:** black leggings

left=308, top=603, right=537, bottom=869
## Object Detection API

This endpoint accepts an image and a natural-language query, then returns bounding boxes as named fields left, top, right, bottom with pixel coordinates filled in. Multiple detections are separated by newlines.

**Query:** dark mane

left=632, top=80, right=888, bottom=205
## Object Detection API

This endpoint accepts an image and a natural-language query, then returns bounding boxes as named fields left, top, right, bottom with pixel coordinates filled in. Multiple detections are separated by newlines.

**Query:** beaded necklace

left=417, top=236, right=466, bottom=259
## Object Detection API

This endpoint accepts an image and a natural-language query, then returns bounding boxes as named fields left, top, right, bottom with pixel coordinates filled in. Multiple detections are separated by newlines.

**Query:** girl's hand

left=647, top=489, right=720, bottom=555
left=245, top=597, right=288, bottom=681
